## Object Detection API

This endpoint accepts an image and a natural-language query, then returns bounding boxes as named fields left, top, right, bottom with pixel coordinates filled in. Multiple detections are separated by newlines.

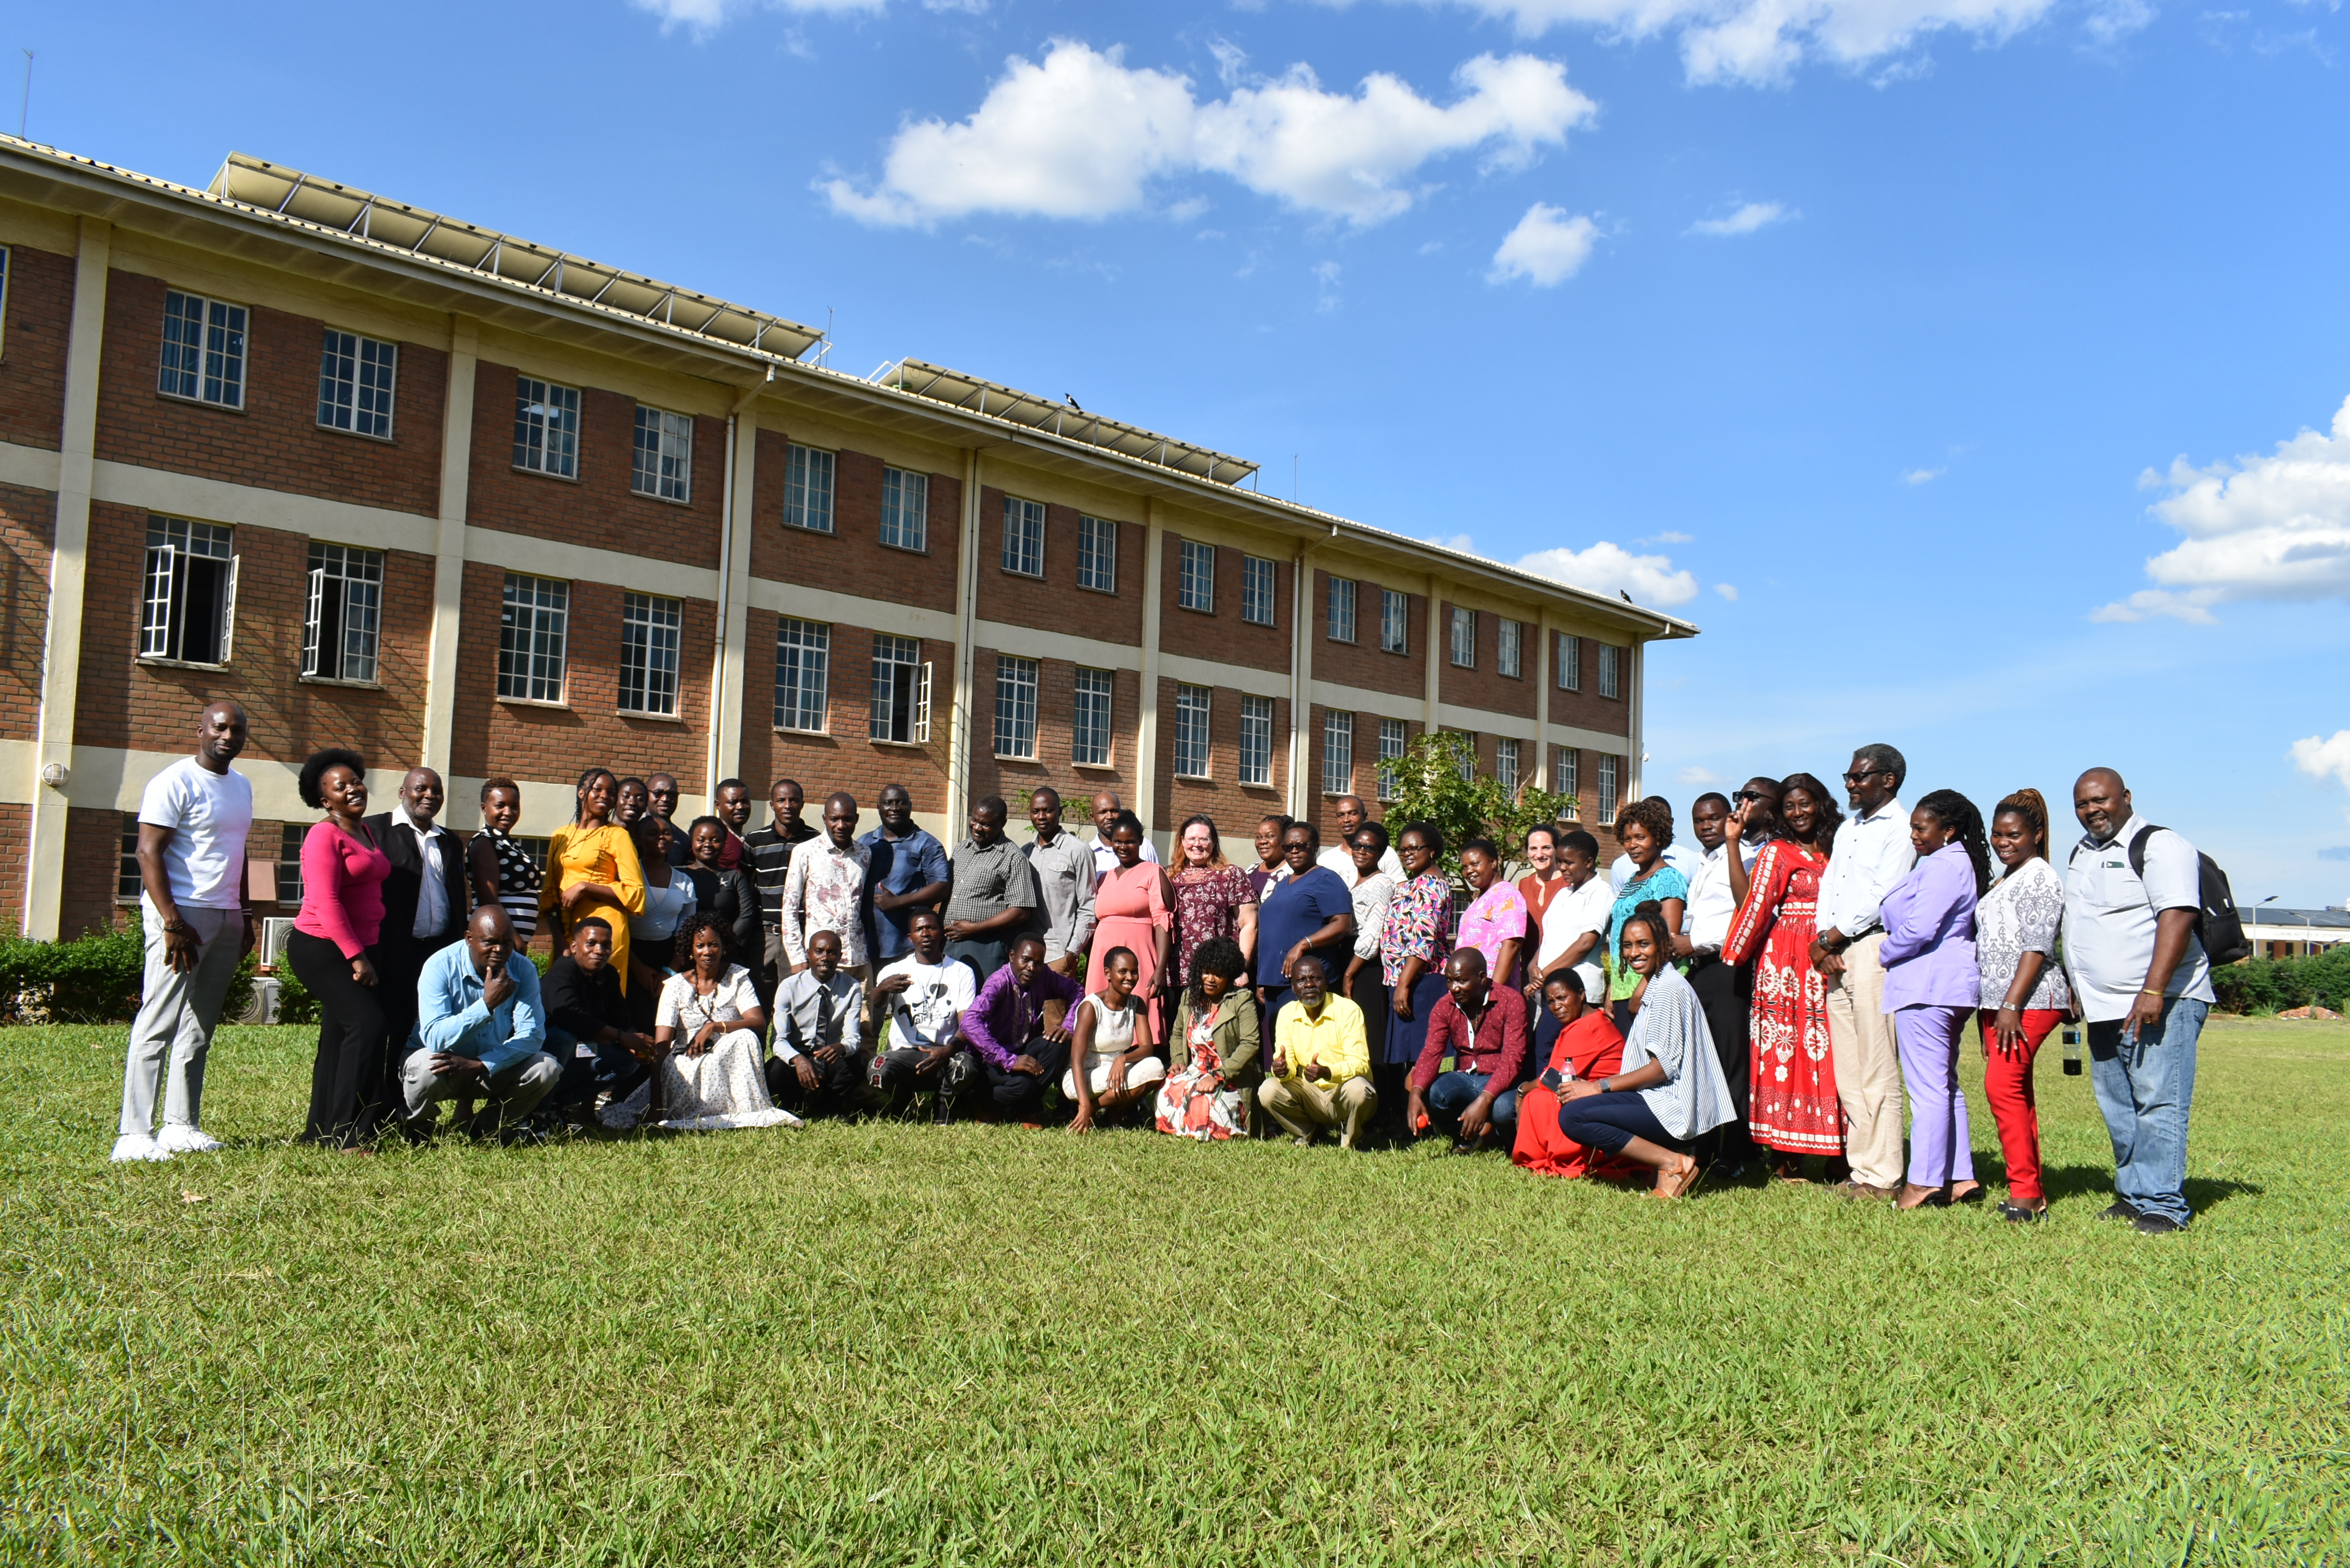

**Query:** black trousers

left=547, top=1034, right=652, bottom=1114
left=286, top=929, right=393, bottom=1147
left=871, top=1043, right=973, bottom=1120
left=977, top=1035, right=1072, bottom=1120
left=765, top=1046, right=869, bottom=1120
left=1688, top=953, right=1755, bottom=1168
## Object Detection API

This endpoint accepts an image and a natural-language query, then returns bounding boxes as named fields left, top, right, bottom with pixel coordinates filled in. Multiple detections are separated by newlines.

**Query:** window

left=994, top=655, right=1039, bottom=759
left=158, top=290, right=246, bottom=408
left=870, top=633, right=930, bottom=744
left=1557, top=632, right=1580, bottom=691
left=1449, top=607, right=1476, bottom=668
left=118, top=820, right=142, bottom=901
left=1556, top=747, right=1580, bottom=814
left=497, top=572, right=569, bottom=702
left=1242, top=556, right=1276, bottom=627
left=1077, top=516, right=1117, bottom=593
left=317, top=329, right=396, bottom=437
left=140, top=516, right=237, bottom=665
left=632, top=407, right=693, bottom=502
left=1380, top=589, right=1409, bottom=654
left=1451, top=730, right=1477, bottom=783
left=881, top=467, right=928, bottom=551
left=278, top=823, right=307, bottom=907
left=1322, top=710, right=1353, bottom=796
left=1598, top=643, right=1621, bottom=699
left=1597, top=753, right=1620, bottom=826
left=1073, top=666, right=1114, bottom=766
left=1377, top=719, right=1408, bottom=802
left=774, top=618, right=831, bottom=732
left=1239, top=696, right=1274, bottom=787
left=786, top=444, right=835, bottom=533
left=1495, top=737, right=1520, bottom=795
left=301, top=542, right=382, bottom=684
left=1327, top=577, right=1356, bottom=643
left=619, top=592, right=683, bottom=716
left=1001, top=497, right=1044, bottom=577
left=1178, top=540, right=1215, bottom=612
left=1174, top=684, right=1212, bottom=777
left=1499, top=619, right=1523, bottom=679
left=512, top=376, right=580, bottom=478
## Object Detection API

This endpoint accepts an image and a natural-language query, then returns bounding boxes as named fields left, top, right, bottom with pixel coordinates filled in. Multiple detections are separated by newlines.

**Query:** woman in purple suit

left=1877, top=788, right=1990, bottom=1210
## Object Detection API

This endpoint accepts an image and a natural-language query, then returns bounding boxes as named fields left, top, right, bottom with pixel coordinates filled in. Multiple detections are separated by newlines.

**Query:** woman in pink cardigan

left=284, top=747, right=393, bottom=1149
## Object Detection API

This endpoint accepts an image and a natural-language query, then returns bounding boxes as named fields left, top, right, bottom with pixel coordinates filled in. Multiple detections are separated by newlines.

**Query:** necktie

left=815, top=982, right=836, bottom=1047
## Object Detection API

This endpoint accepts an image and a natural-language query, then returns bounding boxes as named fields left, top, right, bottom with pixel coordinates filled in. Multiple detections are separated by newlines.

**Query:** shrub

left=0, top=929, right=260, bottom=1025
left=2213, top=947, right=2350, bottom=1014
left=273, top=965, right=321, bottom=1025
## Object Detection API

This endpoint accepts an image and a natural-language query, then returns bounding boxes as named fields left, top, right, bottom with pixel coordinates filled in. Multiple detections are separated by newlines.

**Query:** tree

left=1378, top=730, right=1573, bottom=884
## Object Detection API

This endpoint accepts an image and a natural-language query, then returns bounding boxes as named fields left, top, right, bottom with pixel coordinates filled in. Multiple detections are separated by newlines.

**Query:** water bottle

left=2061, top=1025, right=2082, bottom=1076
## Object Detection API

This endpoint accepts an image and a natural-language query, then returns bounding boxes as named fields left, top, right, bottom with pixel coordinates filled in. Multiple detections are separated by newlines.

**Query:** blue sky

left=29, top=0, right=2350, bottom=903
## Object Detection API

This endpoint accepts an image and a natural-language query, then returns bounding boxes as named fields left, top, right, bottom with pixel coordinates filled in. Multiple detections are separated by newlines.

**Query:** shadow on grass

left=2035, top=1162, right=2264, bottom=1215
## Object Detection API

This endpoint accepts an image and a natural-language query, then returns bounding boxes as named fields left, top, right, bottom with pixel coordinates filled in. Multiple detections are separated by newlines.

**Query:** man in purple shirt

left=957, top=935, right=1079, bottom=1124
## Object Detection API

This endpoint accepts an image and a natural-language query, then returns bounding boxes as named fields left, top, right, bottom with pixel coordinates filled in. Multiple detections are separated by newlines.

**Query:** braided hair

left=1993, top=788, right=2053, bottom=863
left=1915, top=788, right=1991, bottom=897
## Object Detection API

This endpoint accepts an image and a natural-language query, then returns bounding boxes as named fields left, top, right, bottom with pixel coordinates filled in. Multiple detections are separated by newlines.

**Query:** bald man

left=1089, top=791, right=1159, bottom=878
left=366, top=766, right=472, bottom=1102
left=398, top=906, right=558, bottom=1142
left=1315, top=795, right=1403, bottom=881
left=784, top=791, right=873, bottom=978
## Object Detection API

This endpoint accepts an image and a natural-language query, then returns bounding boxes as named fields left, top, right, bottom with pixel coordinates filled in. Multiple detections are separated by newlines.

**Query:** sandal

left=1653, top=1160, right=1702, bottom=1200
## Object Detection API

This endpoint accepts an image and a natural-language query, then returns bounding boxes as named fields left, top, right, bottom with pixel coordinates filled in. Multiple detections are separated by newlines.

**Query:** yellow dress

left=540, top=823, right=649, bottom=991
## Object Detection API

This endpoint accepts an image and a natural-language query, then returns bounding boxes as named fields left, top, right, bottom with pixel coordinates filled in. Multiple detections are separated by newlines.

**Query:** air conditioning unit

left=259, top=916, right=298, bottom=971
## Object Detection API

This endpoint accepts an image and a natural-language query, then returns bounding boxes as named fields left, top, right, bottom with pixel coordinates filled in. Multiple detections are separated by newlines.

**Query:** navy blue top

left=1254, top=865, right=1355, bottom=990
left=859, top=825, right=952, bottom=962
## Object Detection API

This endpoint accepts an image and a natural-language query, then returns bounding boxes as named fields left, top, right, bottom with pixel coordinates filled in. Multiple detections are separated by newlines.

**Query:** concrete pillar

left=1286, top=546, right=1315, bottom=818
left=419, top=316, right=477, bottom=779
left=706, top=410, right=757, bottom=792
left=1421, top=573, right=1442, bottom=735
left=1136, top=500, right=1165, bottom=839
left=944, top=448, right=983, bottom=834
left=1533, top=614, right=1551, bottom=791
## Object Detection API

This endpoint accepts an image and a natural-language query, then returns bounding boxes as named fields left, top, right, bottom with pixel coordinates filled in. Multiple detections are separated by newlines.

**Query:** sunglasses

left=1841, top=769, right=1888, bottom=783
left=1732, top=789, right=1768, bottom=803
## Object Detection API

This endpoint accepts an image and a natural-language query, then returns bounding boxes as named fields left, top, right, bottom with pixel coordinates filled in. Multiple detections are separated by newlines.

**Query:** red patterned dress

left=1722, top=839, right=1841, bottom=1155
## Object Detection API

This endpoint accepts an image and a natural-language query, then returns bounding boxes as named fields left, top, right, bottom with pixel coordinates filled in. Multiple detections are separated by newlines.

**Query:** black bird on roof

left=1619, top=590, right=1634, bottom=603
left=1066, top=395, right=1083, bottom=411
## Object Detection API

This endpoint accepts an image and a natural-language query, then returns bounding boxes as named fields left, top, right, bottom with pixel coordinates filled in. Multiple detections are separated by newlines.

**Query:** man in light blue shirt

left=399, top=905, right=558, bottom=1139
left=1810, top=743, right=1918, bottom=1198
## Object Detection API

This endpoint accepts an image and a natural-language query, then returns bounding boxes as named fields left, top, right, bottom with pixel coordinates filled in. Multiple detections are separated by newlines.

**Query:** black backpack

left=2126, top=825, right=2249, bottom=967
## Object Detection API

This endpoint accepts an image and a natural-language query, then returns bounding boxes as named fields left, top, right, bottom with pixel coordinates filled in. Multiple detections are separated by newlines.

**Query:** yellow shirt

left=542, top=823, right=649, bottom=989
left=1271, top=994, right=1370, bottom=1086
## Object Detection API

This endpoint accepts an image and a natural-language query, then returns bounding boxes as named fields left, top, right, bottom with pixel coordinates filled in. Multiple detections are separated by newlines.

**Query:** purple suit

left=1877, top=840, right=1982, bottom=1189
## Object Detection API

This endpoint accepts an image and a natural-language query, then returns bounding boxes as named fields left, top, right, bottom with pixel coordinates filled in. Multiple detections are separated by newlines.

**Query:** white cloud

left=824, top=42, right=1595, bottom=228
left=2292, top=731, right=2350, bottom=797
left=1643, top=530, right=1693, bottom=544
left=1903, top=466, right=1945, bottom=485
left=1515, top=540, right=1700, bottom=606
left=1688, top=200, right=1791, bottom=236
left=1713, top=582, right=1738, bottom=600
left=632, top=0, right=883, bottom=31
left=2091, top=394, right=2350, bottom=624
left=1489, top=202, right=1600, bottom=286
left=1676, top=765, right=1723, bottom=786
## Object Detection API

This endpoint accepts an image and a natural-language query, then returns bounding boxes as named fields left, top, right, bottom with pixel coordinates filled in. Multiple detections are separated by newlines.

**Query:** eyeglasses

left=1841, top=769, right=1887, bottom=784
left=1732, top=790, right=1767, bottom=803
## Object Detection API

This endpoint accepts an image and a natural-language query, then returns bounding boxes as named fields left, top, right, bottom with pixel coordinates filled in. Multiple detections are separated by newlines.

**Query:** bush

left=2214, top=947, right=2350, bottom=1014
left=0, top=929, right=261, bottom=1025
left=273, top=964, right=320, bottom=1025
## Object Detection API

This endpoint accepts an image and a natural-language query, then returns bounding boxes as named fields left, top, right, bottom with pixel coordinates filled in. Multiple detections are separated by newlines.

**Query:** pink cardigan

left=294, top=820, right=391, bottom=958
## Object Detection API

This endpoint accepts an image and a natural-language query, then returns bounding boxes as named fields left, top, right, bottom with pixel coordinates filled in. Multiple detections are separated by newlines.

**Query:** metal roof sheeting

left=878, top=359, right=1258, bottom=487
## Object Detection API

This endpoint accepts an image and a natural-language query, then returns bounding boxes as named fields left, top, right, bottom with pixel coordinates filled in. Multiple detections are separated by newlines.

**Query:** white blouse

left=1975, top=859, right=2073, bottom=1012
left=1350, top=871, right=1396, bottom=963
left=658, top=964, right=761, bottom=1034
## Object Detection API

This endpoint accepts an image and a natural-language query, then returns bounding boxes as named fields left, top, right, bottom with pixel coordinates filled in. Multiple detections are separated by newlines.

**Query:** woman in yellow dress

left=540, top=767, right=649, bottom=990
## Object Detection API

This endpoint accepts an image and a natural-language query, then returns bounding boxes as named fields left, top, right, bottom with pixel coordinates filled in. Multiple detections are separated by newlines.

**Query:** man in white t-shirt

left=2060, top=768, right=2216, bottom=1235
left=1531, top=829, right=1614, bottom=1009
left=867, top=909, right=978, bottom=1120
left=1315, top=795, right=1404, bottom=882
left=114, top=701, right=255, bottom=1162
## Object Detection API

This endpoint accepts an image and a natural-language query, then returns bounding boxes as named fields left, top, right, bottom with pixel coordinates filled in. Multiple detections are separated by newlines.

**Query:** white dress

left=603, top=964, right=800, bottom=1132
left=1060, top=992, right=1169, bottom=1099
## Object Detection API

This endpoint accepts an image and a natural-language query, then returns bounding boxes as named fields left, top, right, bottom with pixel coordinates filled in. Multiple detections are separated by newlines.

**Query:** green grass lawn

left=3, top=1017, right=2346, bottom=1566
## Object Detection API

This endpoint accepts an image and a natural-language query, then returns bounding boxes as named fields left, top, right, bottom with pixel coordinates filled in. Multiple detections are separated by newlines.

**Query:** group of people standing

left=108, top=702, right=2212, bottom=1233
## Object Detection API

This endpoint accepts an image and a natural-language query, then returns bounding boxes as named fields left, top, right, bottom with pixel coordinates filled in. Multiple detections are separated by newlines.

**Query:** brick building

left=0, top=137, right=1696, bottom=940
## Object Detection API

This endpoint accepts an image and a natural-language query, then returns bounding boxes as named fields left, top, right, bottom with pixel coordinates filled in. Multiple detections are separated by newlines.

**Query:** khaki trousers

left=1825, top=932, right=1905, bottom=1188
left=1258, top=1074, right=1378, bottom=1149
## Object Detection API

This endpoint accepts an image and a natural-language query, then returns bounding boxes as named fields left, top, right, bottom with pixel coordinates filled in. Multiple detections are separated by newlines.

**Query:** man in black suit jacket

left=364, top=767, right=470, bottom=1072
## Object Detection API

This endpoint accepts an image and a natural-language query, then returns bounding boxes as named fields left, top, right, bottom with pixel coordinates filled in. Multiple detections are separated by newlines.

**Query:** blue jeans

left=1426, top=1070, right=1518, bottom=1137
left=2088, top=997, right=2204, bottom=1226
left=1557, top=1090, right=1681, bottom=1155
left=546, top=1029, right=651, bottom=1113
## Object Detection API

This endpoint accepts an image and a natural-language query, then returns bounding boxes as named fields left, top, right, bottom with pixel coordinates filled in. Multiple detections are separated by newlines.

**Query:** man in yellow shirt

left=1259, top=954, right=1378, bottom=1149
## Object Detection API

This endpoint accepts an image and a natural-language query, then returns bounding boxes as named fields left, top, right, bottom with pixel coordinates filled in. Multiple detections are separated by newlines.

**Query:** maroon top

left=294, top=820, right=390, bottom=959
left=1170, top=864, right=1256, bottom=983
left=1410, top=983, right=1532, bottom=1096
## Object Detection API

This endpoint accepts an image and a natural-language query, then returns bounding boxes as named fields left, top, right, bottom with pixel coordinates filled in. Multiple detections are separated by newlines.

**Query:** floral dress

left=1379, top=872, right=1454, bottom=1068
left=1171, top=864, right=1256, bottom=983
left=1155, top=997, right=1249, bottom=1141
left=1722, top=839, right=1840, bottom=1155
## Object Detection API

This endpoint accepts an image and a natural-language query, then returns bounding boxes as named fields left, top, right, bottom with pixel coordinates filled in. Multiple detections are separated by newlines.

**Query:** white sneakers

left=110, top=1125, right=223, bottom=1162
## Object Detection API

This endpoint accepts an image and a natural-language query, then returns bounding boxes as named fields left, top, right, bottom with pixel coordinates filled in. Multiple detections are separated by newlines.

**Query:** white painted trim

left=469, top=527, right=717, bottom=602
left=92, top=458, right=439, bottom=553
left=0, top=440, right=60, bottom=491
left=1161, top=651, right=1288, bottom=701
left=743, top=576, right=958, bottom=642
left=420, top=316, right=476, bottom=777
left=1135, top=502, right=1164, bottom=830
left=974, top=619, right=1142, bottom=672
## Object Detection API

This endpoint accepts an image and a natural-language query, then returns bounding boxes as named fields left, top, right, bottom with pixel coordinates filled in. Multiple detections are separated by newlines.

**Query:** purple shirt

left=1877, top=841, right=1980, bottom=1010
left=960, top=963, right=1086, bottom=1069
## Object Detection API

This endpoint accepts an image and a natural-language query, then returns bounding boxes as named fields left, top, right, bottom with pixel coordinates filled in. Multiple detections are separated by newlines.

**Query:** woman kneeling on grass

left=1513, top=968, right=1630, bottom=1179
left=1065, top=946, right=1166, bottom=1134
left=1156, top=936, right=1261, bottom=1140
left=1555, top=903, right=1735, bottom=1198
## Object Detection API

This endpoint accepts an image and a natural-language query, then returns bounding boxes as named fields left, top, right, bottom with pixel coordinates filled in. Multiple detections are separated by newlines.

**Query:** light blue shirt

left=409, top=941, right=546, bottom=1076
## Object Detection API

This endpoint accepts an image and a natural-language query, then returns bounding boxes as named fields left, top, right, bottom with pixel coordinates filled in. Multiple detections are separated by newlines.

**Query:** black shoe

left=2095, top=1200, right=2141, bottom=1223
left=1997, top=1201, right=2046, bottom=1224
left=2132, top=1212, right=2186, bottom=1236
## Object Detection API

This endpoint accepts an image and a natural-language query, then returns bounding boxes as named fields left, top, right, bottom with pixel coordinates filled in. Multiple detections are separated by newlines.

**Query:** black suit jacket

left=364, top=811, right=470, bottom=962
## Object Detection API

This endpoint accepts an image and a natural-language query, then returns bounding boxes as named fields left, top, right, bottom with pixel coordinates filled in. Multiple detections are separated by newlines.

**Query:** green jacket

left=1167, top=992, right=1262, bottom=1083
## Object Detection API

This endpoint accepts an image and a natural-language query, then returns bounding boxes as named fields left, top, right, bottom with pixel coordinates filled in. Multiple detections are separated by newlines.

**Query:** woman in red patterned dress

left=1722, top=773, right=1845, bottom=1180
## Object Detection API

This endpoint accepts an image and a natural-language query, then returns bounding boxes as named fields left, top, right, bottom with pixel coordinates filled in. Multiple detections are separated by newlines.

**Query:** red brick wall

left=0, top=243, right=74, bottom=451
left=0, top=481, right=55, bottom=741
left=61, top=807, right=128, bottom=938
left=965, top=648, right=1143, bottom=813
left=969, top=488, right=1146, bottom=644
left=1436, top=599, right=1536, bottom=719
left=1548, top=631, right=1631, bottom=741
left=734, top=606, right=954, bottom=813
left=1312, top=569, right=1423, bottom=699
left=0, top=800, right=26, bottom=932
left=465, top=361, right=722, bottom=570
left=1152, top=676, right=1289, bottom=842
left=1158, top=535, right=1292, bottom=673
left=92, top=271, right=445, bottom=516
left=747, top=430, right=961, bottom=614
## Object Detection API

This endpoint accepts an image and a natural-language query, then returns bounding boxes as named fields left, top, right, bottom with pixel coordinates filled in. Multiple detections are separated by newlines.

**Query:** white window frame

left=497, top=572, right=569, bottom=703
left=1072, top=666, right=1114, bottom=766
left=619, top=592, right=684, bottom=717
left=785, top=444, right=836, bottom=533
left=1377, top=718, right=1408, bottom=802
left=1322, top=710, right=1354, bottom=797
left=301, top=541, right=383, bottom=684
left=317, top=328, right=396, bottom=439
left=1495, top=737, right=1520, bottom=795
left=118, top=820, right=143, bottom=901
left=1556, top=747, right=1580, bottom=816
left=158, top=290, right=247, bottom=409
left=1241, top=556, right=1276, bottom=627
left=1557, top=632, right=1580, bottom=691
left=881, top=467, right=928, bottom=552
left=1239, top=695, right=1274, bottom=787
left=1452, top=730, right=1477, bottom=783
left=774, top=617, right=831, bottom=733
left=1327, top=577, right=1356, bottom=643
left=1178, top=540, right=1215, bottom=613
left=631, top=407, right=694, bottom=503
left=1174, top=684, right=1212, bottom=778
left=0, top=248, right=10, bottom=360
left=869, top=633, right=930, bottom=744
left=1597, top=753, right=1620, bottom=826
left=1001, top=497, right=1045, bottom=578
left=139, top=515, right=238, bottom=666
left=994, top=655, right=1039, bottom=759
left=1598, top=643, right=1621, bottom=699
left=1380, top=589, right=1409, bottom=654
left=1498, top=618, right=1523, bottom=679
left=512, top=376, right=581, bottom=478
left=1449, top=607, right=1476, bottom=669
left=1077, top=515, right=1118, bottom=593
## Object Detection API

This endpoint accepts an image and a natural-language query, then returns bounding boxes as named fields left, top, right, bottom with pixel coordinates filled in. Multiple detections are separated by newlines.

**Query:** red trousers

left=1977, top=1008, right=2063, bottom=1205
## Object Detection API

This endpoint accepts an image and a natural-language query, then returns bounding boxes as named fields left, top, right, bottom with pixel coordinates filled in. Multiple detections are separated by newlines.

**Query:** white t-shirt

left=136, top=756, right=253, bottom=910
left=2061, top=815, right=2215, bottom=1023
left=1090, top=834, right=1160, bottom=878
left=1535, top=875, right=1615, bottom=1006
left=876, top=954, right=977, bottom=1049
left=1317, top=843, right=1404, bottom=883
